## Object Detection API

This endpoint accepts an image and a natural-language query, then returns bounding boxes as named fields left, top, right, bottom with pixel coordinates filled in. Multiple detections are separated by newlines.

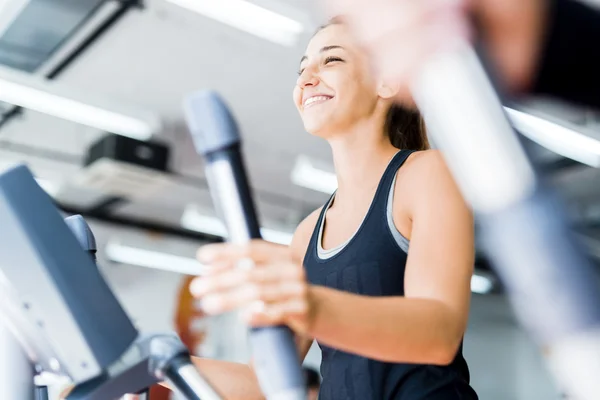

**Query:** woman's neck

left=328, top=122, right=399, bottom=207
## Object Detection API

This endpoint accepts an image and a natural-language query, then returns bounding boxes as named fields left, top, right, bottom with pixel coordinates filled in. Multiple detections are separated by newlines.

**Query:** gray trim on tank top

left=386, top=172, right=410, bottom=253
left=317, top=171, right=410, bottom=260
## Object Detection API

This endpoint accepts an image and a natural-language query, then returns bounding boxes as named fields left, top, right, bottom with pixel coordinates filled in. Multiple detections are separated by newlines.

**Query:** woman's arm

left=181, top=336, right=313, bottom=400
left=173, top=210, right=321, bottom=399
left=186, top=358, right=263, bottom=400
left=307, top=150, right=473, bottom=364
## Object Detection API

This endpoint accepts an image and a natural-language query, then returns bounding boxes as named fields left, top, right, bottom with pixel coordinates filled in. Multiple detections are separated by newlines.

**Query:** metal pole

left=183, top=91, right=307, bottom=400
left=0, top=320, right=34, bottom=400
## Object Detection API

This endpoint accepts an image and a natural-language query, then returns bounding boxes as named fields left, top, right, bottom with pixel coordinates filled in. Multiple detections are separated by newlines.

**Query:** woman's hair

left=313, top=18, right=430, bottom=151
left=384, top=105, right=429, bottom=150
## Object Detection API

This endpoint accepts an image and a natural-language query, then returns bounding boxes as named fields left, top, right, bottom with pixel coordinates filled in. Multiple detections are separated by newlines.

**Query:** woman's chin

left=303, top=117, right=333, bottom=138
left=304, top=126, right=328, bottom=139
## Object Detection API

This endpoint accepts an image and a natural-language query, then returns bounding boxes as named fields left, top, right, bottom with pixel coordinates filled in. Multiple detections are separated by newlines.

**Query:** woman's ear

left=377, top=82, right=399, bottom=100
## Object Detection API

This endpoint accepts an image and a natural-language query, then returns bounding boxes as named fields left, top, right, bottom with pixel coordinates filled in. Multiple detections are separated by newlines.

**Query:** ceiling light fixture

left=166, top=0, right=305, bottom=47
left=290, top=155, right=337, bottom=194
left=291, top=110, right=600, bottom=195
left=181, top=205, right=294, bottom=245
left=105, top=241, right=206, bottom=276
left=0, top=66, right=160, bottom=140
left=505, top=107, right=600, bottom=168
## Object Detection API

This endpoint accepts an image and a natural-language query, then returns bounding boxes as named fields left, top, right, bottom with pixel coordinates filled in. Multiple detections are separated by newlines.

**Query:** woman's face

left=293, top=23, right=381, bottom=137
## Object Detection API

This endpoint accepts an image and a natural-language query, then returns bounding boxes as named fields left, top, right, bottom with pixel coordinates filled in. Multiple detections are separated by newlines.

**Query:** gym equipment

left=410, top=41, right=600, bottom=398
left=32, top=215, right=101, bottom=400
left=0, top=165, right=221, bottom=400
left=183, top=90, right=307, bottom=400
left=64, top=215, right=98, bottom=262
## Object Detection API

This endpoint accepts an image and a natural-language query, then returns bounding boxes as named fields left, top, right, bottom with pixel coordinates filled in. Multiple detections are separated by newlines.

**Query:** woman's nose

left=297, top=68, right=319, bottom=88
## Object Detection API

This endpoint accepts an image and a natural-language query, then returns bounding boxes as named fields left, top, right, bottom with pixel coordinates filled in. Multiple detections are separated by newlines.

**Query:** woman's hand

left=324, top=0, right=471, bottom=101
left=190, top=240, right=316, bottom=335
left=323, top=0, right=547, bottom=97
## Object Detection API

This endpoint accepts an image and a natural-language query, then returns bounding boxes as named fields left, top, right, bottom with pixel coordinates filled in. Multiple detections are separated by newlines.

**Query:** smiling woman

left=185, top=17, right=478, bottom=400
left=294, top=18, right=429, bottom=152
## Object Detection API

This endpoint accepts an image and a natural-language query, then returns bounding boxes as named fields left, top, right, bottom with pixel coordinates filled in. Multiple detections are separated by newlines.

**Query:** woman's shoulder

left=396, top=149, right=447, bottom=185
left=290, top=206, right=324, bottom=262
left=404, top=148, right=443, bottom=167
left=395, top=149, right=461, bottom=206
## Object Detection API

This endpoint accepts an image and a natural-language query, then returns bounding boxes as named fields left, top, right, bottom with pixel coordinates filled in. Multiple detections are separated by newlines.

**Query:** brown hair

left=313, top=18, right=430, bottom=150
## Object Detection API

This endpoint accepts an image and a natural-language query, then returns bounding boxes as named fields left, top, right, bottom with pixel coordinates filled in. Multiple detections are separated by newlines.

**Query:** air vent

left=0, top=0, right=139, bottom=127
left=0, top=0, right=116, bottom=73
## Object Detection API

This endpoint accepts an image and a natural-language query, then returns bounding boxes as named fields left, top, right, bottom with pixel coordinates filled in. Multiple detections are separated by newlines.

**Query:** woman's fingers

left=58, top=385, right=74, bottom=399
left=191, top=261, right=304, bottom=297
left=370, top=11, right=471, bottom=87
left=242, top=299, right=310, bottom=327
left=197, top=240, right=291, bottom=265
left=342, top=0, right=461, bottom=45
left=323, top=0, right=471, bottom=102
left=191, top=239, right=312, bottom=332
left=199, top=281, right=307, bottom=315
left=191, top=260, right=307, bottom=314
left=191, top=267, right=252, bottom=297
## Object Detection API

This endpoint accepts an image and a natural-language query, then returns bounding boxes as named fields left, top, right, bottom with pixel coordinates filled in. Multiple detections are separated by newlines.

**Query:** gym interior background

left=1, top=0, right=600, bottom=399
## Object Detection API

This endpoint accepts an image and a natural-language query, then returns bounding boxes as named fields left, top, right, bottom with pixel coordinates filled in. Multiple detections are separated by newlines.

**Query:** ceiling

left=1, top=0, right=600, bottom=275
left=0, top=0, right=332, bottom=230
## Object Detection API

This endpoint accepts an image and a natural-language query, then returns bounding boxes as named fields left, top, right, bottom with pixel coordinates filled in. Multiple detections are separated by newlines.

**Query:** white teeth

left=304, top=96, right=331, bottom=107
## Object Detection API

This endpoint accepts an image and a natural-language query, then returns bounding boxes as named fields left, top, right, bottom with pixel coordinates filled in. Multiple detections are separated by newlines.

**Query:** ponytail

left=385, top=105, right=430, bottom=150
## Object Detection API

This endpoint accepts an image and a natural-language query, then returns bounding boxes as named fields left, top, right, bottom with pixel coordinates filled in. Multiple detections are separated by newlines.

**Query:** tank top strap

left=370, top=149, right=415, bottom=209
left=304, top=191, right=335, bottom=264
left=304, top=150, right=415, bottom=263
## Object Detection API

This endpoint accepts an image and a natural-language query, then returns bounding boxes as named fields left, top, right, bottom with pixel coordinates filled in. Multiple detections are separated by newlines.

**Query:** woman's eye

left=324, top=56, right=343, bottom=65
left=297, top=57, right=343, bottom=75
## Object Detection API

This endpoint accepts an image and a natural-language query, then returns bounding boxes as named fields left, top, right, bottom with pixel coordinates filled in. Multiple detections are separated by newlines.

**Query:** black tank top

left=303, top=150, right=478, bottom=400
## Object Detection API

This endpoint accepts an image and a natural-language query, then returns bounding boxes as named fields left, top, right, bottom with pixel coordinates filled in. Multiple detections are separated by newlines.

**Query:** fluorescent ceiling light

left=166, top=0, right=304, bottom=47
left=470, top=272, right=494, bottom=294
left=292, top=108, right=600, bottom=195
left=291, top=156, right=337, bottom=194
left=181, top=205, right=294, bottom=245
left=506, top=107, right=600, bottom=168
left=0, top=66, right=161, bottom=140
left=181, top=209, right=227, bottom=237
left=105, top=241, right=207, bottom=276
